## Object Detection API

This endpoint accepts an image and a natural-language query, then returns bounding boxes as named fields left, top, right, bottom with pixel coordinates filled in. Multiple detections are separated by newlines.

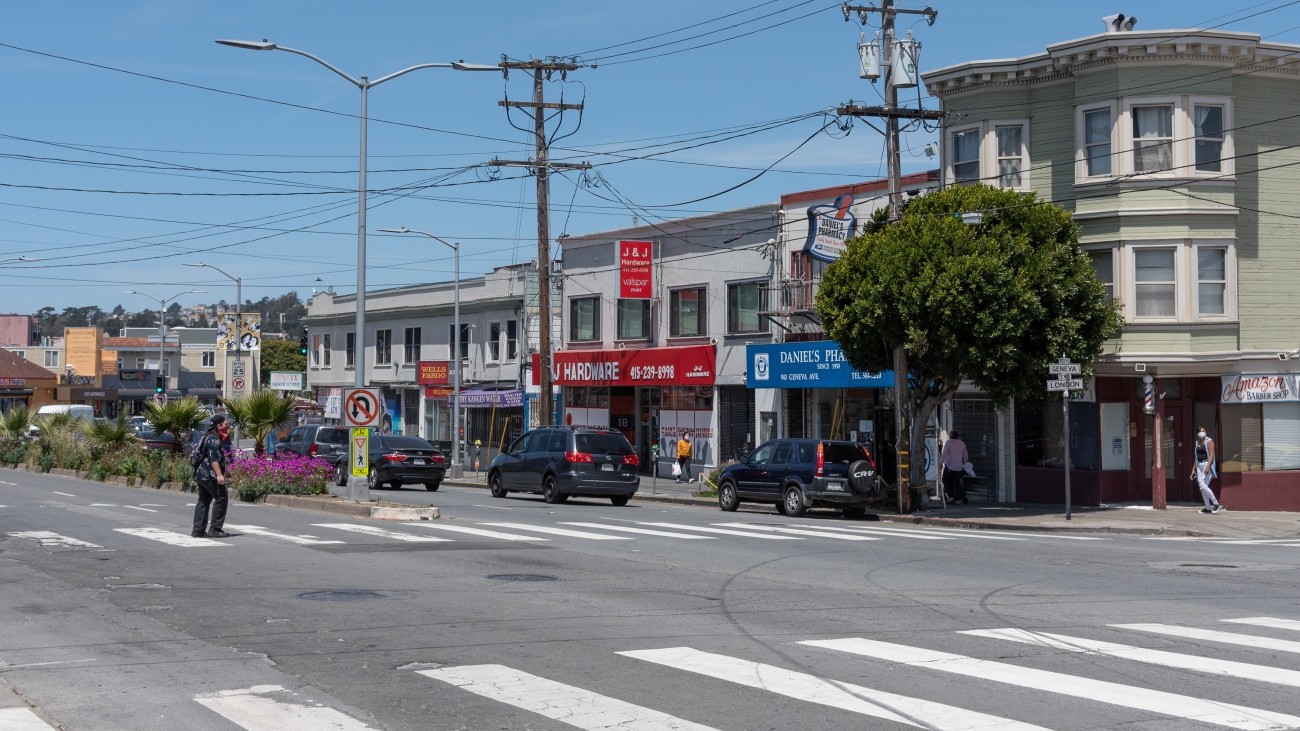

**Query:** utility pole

left=838, top=1, right=941, bottom=512
left=490, top=58, right=591, bottom=426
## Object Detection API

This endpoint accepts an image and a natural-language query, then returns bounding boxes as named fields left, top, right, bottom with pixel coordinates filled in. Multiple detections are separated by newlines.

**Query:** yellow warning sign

left=351, top=427, right=370, bottom=478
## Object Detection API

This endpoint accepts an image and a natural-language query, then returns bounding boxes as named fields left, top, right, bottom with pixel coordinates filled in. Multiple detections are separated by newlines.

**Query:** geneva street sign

left=1049, top=363, right=1081, bottom=375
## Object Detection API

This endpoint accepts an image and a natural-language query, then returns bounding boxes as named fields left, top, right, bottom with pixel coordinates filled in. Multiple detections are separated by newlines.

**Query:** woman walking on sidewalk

left=1192, top=425, right=1223, bottom=514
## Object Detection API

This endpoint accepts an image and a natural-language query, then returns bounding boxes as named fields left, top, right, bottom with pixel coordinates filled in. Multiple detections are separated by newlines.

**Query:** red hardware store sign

left=533, top=345, right=716, bottom=387
left=618, top=240, right=653, bottom=299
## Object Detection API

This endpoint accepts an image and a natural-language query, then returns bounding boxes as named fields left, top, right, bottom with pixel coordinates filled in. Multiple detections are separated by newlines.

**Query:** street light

left=125, top=289, right=205, bottom=398
left=379, top=226, right=463, bottom=478
left=314, top=276, right=333, bottom=294
left=215, top=38, right=498, bottom=393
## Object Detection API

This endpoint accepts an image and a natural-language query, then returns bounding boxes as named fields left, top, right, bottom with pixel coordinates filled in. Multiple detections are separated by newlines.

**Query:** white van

left=28, top=404, right=96, bottom=437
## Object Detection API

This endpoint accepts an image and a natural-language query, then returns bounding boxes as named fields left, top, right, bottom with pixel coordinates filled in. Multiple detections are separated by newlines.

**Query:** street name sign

left=1047, top=378, right=1084, bottom=391
left=1049, top=363, right=1081, bottom=375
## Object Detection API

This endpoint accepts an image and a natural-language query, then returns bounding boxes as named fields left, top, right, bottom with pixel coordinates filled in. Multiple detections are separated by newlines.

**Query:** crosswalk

left=6, top=517, right=1106, bottom=552
left=11, top=616, right=1296, bottom=730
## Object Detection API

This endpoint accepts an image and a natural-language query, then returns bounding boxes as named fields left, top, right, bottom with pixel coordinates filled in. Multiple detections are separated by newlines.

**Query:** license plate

left=601, top=463, right=614, bottom=472
left=827, top=481, right=844, bottom=491
left=412, top=458, right=425, bottom=465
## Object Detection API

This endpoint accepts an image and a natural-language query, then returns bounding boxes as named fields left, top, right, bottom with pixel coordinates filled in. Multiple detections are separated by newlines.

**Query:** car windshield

left=382, top=436, right=435, bottom=450
left=822, top=442, right=864, bottom=464
left=317, top=428, right=347, bottom=445
left=575, top=432, right=634, bottom=455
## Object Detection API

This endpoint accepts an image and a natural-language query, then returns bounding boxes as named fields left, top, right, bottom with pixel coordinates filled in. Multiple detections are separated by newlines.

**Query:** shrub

left=227, top=452, right=332, bottom=502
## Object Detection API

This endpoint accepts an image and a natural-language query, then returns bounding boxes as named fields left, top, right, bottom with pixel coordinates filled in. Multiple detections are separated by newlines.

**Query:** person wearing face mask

left=1191, top=425, right=1223, bottom=514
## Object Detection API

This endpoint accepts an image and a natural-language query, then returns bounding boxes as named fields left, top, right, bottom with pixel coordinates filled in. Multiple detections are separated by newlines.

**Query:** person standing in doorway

left=940, top=430, right=969, bottom=505
left=1192, top=426, right=1223, bottom=514
left=192, top=415, right=230, bottom=538
left=675, top=433, right=693, bottom=483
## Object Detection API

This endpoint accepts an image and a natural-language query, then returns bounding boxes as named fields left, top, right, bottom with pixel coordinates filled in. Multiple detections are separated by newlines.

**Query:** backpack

left=189, top=431, right=212, bottom=470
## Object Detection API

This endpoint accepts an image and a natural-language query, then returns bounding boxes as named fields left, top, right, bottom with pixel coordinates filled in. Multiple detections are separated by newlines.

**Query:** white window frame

left=991, top=119, right=1030, bottom=191
left=375, top=329, right=392, bottom=365
left=946, top=122, right=983, bottom=185
left=322, top=333, right=332, bottom=367
left=569, top=297, right=601, bottom=342
left=1189, top=95, right=1234, bottom=176
left=488, top=321, right=502, bottom=362
left=201, top=350, right=215, bottom=368
left=1127, top=243, right=1181, bottom=322
left=403, top=326, right=420, bottom=364
left=1076, top=101, right=1117, bottom=181
left=1192, top=240, right=1236, bottom=321
left=1109, top=96, right=1235, bottom=180
left=44, top=350, right=60, bottom=368
left=1083, top=246, right=1116, bottom=302
left=1126, top=97, right=1177, bottom=175
left=1118, top=240, right=1237, bottom=323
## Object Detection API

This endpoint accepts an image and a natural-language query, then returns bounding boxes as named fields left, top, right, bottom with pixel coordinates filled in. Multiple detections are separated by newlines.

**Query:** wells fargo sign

left=417, top=361, right=450, bottom=385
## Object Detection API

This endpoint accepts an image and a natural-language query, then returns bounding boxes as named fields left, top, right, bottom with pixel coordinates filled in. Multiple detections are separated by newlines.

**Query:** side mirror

left=737, top=454, right=750, bottom=465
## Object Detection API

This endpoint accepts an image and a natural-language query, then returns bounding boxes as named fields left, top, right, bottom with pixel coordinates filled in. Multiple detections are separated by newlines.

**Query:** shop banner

left=618, top=240, right=653, bottom=299
left=804, top=194, right=856, bottom=262
left=417, top=360, right=450, bottom=385
left=532, top=344, right=716, bottom=387
left=1220, top=374, right=1299, bottom=403
left=457, top=389, right=524, bottom=408
left=746, top=341, right=893, bottom=389
left=216, top=312, right=262, bottom=352
left=424, top=386, right=454, bottom=399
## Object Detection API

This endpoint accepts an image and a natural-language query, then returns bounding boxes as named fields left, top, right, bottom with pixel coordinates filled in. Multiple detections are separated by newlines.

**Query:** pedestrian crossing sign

left=351, top=427, right=370, bottom=478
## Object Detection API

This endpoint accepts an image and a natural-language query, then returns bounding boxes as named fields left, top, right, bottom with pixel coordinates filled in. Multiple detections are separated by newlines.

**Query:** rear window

left=575, top=432, right=634, bottom=455
left=822, top=442, right=865, bottom=464
left=383, top=436, right=435, bottom=450
left=316, top=428, right=347, bottom=444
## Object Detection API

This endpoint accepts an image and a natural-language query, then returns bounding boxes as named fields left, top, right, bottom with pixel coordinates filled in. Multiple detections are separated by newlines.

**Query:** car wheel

left=542, top=476, right=566, bottom=504
left=783, top=486, right=806, bottom=517
left=367, top=468, right=382, bottom=490
left=774, top=501, right=786, bottom=515
left=717, top=481, right=739, bottom=512
left=610, top=495, right=629, bottom=506
left=843, top=505, right=866, bottom=520
left=489, top=472, right=508, bottom=498
left=335, top=462, right=347, bottom=487
left=424, top=481, right=440, bottom=492
left=390, top=480, right=403, bottom=490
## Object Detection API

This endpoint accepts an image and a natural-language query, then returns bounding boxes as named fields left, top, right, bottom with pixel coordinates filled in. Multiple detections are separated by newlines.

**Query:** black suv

left=487, top=427, right=640, bottom=505
left=716, top=439, right=880, bottom=517
left=274, top=424, right=348, bottom=460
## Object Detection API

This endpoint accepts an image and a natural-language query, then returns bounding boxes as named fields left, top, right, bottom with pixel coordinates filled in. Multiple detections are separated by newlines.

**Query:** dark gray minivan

left=487, top=426, right=640, bottom=505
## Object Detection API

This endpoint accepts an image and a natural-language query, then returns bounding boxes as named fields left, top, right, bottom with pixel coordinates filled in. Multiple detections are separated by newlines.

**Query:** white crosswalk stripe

left=963, top=627, right=1300, bottom=688
left=559, top=522, right=716, bottom=539
left=0, top=707, right=59, bottom=730
left=620, top=647, right=1051, bottom=730
left=405, top=523, right=550, bottom=541
left=1113, top=623, right=1300, bottom=655
left=634, top=522, right=801, bottom=539
left=479, top=522, right=633, bottom=540
left=1225, top=617, right=1300, bottom=633
left=709, top=523, right=879, bottom=540
left=311, top=523, right=451, bottom=542
left=800, top=636, right=1300, bottom=730
left=195, top=685, right=379, bottom=730
left=783, top=523, right=955, bottom=540
left=115, top=527, right=229, bottom=547
left=8, top=531, right=102, bottom=549
left=224, top=525, right=344, bottom=545
left=420, top=664, right=719, bottom=730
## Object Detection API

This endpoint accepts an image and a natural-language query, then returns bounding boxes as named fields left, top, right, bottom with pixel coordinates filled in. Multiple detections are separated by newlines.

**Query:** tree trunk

left=908, top=388, right=958, bottom=509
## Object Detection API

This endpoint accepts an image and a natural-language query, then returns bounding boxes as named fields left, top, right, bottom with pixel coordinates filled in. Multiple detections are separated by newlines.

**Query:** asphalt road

left=3, top=468, right=1300, bottom=730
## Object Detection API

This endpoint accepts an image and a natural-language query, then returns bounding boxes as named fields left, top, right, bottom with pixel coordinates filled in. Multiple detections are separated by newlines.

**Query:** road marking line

left=115, top=528, right=229, bottom=547
left=90, top=503, right=118, bottom=507
left=52, top=492, right=76, bottom=497
left=620, top=647, right=1050, bottom=731
left=224, top=524, right=345, bottom=545
left=1224, top=617, right=1300, bottom=633
left=964, top=628, right=1300, bottom=687
left=8, top=531, right=102, bottom=549
left=124, top=505, right=157, bottom=513
left=0, top=659, right=95, bottom=669
left=635, top=522, right=801, bottom=540
left=560, top=522, right=716, bottom=539
left=140, top=503, right=167, bottom=507
left=406, top=523, right=549, bottom=541
left=312, top=523, right=451, bottom=542
left=480, top=523, right=632, bottom=540
left=0, top=707, right=59, bottom=730
left=801, top=637, right=1300, bottom=730
left=419, top=664, right=719, bottom=730
left=196, top=685, right=379, bottom=730
left=0, top=480, right=17, bottom=485
left=788, top=524, right=955, bottom=540
left=876, top=527, right=1026, bottom=541
left=710, top=523, right=879, bottom=541
left=1215, top=539, right=1300, bottom=545
left=1114, top=623, right=1300, bottom=654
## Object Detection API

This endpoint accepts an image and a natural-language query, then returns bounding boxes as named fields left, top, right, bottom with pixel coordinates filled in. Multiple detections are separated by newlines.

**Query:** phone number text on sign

left=629, top=365, right=676, bottom=381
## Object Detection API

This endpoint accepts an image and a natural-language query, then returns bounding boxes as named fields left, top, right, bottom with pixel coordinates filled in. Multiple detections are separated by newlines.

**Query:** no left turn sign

left=344, top=388, right=383, bottom=427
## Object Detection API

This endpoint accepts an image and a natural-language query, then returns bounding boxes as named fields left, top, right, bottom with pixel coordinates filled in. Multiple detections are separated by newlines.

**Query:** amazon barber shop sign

left=1221, top=374, right=1299, bottom=403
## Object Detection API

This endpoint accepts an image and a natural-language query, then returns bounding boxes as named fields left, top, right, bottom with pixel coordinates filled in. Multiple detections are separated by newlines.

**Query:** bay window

left=1083, top=107, right=1113, bottom=177
left=1194, top=103, right=1225, bottom=172
left=1132, top=104, right=1174, bottom=173
left=951, top=127, right=981, bottom=183
left=1196, top=246, right=1227, bottom=316
left=1133, top=248, right=1177, bottom=318
left=995, top=124, right=1023, bottom=188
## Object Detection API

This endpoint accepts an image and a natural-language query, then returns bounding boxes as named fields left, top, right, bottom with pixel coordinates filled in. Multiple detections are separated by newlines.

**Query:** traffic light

left=299, top=337, right=309, bottom=356
left=154, top=376, right=164, bottom=394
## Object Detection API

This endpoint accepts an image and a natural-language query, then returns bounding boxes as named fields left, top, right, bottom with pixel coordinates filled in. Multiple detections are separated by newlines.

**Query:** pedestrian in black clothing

left=192, top=415, right=230, bottom=538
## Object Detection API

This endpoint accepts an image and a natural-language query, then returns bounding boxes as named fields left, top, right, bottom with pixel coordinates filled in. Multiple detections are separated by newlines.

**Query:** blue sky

left=3, top=0, right=1297, bottom=315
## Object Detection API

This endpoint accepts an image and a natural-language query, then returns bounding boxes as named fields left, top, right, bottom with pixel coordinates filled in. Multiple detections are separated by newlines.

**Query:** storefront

left=55, top=386, right=119, bottom=417
left=534, top=344, right=717, bottom=474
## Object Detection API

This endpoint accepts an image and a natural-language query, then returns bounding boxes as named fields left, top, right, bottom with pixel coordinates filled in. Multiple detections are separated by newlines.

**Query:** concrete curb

left=873, top=513, right=1216, bottom=538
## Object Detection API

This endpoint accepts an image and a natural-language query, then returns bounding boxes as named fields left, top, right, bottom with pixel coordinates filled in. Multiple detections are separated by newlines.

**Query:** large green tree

left=259, top=338, right=306, bottom=386
left=816, top=184, right=1121, bottom=499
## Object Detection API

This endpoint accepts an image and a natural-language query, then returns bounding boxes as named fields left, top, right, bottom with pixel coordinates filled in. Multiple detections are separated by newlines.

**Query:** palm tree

left=0, top=405, right=31, bottom=440
left=223, top=391, right=295, bottom=456
left=82, top=413, right=139, bottom=455
left=143, top=397, right=209, bottom=453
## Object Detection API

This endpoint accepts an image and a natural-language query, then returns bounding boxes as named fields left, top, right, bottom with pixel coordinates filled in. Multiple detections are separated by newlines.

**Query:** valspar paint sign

left=804, top=194, right=856, bottom=262
left=618, top=240, right=653, bottom=299
left=1221, top=374, right=1299, bottom=403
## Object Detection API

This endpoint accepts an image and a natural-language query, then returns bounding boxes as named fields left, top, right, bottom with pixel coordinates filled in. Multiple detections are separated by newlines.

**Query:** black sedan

left=333, top=435, right=446, bottom=491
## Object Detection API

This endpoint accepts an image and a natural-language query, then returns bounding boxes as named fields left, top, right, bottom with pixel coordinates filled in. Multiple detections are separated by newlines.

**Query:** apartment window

left=12, top=350, right=24, bottom=359
left=1133, top=248, right=1177, bottom=318
left=1196, top=246, right=1227, bottom=316
left=44, top=351, right=59, bottom=368
left=311, top=334, right=321, bottom=367
left=376, top=329, right=392, bottom=365
left=135, top=357, right=145, bottom=369
left=201, top=350, right=215, bottom=368
left=322, top=334, right=332, bottom=366
left=1194, top=103, right=1225, bottom=172
left=570, top=297, right=600, bottom=342
left=994, top=124, right=1023, bottom=188
left=727, top=280, right=766, bottom=334
left=448, top=323, right=470, bottom=360
left=1082, top=108, right=1113, bottom=177
left=506, top=320, right=518, bottom=360
left=346, top=332, right=355, bottom=368
left=488, top=321, right=502, bottom=361
left=1132, top=104, right=1173, bottom=173
left=670, top=287, right=707, bottom=337
left=616, top=300, right=651, bottom=340
left=1088, top=249, right=1114, bottom=301
left=951, top=127, right=981, bottom=183
left=403, top=327, right=421, bottom=363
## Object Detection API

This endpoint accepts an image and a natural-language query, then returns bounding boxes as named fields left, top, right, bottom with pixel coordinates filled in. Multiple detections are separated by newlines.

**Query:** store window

left=616, top=300, right=651, bottom=340
left=1015, top=402, right=1097, bottom=470
left=670, top=287, right=706, bottom=338
left=727, top=280, right=766, bottom=334
left=570, top=297, right=600, bottom=342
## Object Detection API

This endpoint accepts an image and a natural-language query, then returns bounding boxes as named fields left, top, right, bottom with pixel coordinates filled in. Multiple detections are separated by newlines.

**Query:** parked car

left=716, top=439, right=881, bottom=518
left=332, top=435, right=446, bottom=491
left=27, top=403, right=96, bottom=437
left=487, top=427, right=640, bottom=506
left=126, top=416, right=150, bottom=434
left=274, top=424, right=348, bottom=460
left=137, top=429, right=177, bottom=452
